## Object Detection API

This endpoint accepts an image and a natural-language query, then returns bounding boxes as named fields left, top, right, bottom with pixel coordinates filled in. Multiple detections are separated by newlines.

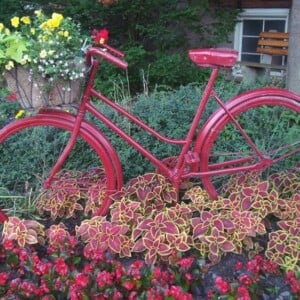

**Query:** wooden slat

left=259, top=32, right=289, bottom=39
left=258, top=39, right=288, bottom=47
left=256, top=31, right=288, bottom=56
left=256, top=47, right=288, bottom=56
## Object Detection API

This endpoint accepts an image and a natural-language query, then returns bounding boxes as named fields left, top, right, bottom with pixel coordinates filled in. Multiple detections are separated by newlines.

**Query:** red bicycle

left=0, top=44, right=299, bottom=220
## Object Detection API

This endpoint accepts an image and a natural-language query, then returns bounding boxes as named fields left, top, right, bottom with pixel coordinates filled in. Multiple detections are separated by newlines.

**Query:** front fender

left=0, top=109, right=123, bottom=189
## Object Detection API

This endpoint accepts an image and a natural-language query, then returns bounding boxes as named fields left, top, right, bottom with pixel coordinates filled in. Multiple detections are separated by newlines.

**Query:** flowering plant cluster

left=35, top=170, right=300, bottom=270
left=0, top=10, right=88, bottom=83
left=1, top=170, right=300, bottom=298
left=207, top=255, right=300, bottom=299
left=0, top=234, right=194, bottom=299
left=0, top=228, right=299, bottom=299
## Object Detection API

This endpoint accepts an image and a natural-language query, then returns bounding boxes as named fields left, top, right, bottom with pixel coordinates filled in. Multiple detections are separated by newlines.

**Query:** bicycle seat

left=189, top=48, right=238, bottom=68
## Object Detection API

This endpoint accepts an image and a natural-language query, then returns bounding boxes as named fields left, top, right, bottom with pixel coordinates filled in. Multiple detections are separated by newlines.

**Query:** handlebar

left=103, top=44, right=125, bottom=59
left=86, top=45, right=128, bottom=70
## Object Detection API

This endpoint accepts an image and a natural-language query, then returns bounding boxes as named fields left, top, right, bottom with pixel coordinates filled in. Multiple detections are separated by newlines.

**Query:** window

left=234, top=9, right=289, bottom=65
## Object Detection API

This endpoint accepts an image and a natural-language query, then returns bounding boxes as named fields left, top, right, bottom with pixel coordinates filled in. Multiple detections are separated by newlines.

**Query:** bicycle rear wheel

left=195, top=88, right=300, bottom=198
left=0, top=113, right=122, bottom=219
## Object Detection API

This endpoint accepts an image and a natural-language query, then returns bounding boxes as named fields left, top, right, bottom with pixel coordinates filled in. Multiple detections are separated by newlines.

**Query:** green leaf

left=71, top=256, right=82, bottom=265
left=7, top=252, right=19, bottom=266
left=6, top=39, right=28, bottom=63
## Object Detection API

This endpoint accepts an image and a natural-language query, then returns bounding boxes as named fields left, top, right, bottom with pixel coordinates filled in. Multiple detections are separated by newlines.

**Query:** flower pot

left=49, top=77, right=85, bottom=107
left=4, top=65, right=85, bottom=110
left=4, top=67, right=49, bottom=109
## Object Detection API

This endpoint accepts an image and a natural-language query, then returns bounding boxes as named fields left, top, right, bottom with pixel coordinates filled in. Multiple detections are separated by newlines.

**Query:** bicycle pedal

left=185, top=151, right=200, bottom=164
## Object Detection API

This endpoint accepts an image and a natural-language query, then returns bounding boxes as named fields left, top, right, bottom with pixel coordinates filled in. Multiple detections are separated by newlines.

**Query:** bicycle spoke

left=198, top=96, right=300, bottom=198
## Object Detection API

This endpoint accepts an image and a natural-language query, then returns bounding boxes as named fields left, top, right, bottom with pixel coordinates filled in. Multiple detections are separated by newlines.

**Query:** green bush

left=90, top=77, right=248, bottom=180
left=0, top=100, right=20, bottom=128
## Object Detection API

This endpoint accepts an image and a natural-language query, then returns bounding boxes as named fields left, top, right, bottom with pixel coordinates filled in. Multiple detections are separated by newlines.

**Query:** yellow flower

left=42, top=13, right=64, bottom=30
left=21, top=16, right=31, bottom=25
left=15, top=110, right=25, bottom=119
left=30, top=28, right=36, bottom=35
left=0, top=23, right=4, bottom=32
left=39, top=49, right=47, bottom=58
left=5, top=61, right=14, bottom=70
left=11, top=16, right=20, bottom=28
left=40, top=21, right=48, bottom=30
left=46, top=19, right=59, bottom=29
left=34, top=10, right=42, bottom=17
left=58, top=30, right=69, bottom=37
left=52, top=13, right=64, bottom=23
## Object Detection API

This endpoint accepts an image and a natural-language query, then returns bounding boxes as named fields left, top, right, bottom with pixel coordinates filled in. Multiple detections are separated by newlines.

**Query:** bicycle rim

left=197, top=93, right=300, bottom=198
left=0, top=119, right=120, bottom=218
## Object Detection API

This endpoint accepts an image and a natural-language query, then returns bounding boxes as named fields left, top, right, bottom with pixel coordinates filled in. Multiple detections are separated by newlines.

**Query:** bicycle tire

left=195, top=88, right=300, bottom=199
left=0, top=112, right=123, bottom=219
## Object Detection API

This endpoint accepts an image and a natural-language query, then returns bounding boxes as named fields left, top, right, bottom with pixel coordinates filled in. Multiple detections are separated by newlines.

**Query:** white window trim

left=234, top=8, right=290, bottom=61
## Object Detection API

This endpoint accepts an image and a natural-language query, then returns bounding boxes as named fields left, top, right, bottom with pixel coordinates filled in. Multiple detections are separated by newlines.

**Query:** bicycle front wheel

left=0, top=112, right=122, bottom=219
left=195, top=88, right=300, bottom=198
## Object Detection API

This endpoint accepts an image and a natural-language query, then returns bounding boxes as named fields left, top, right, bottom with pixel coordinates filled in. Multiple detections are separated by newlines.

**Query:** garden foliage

left=0, top=0, right=240, bottom=93
left=1, top=169, right=300, bottom=298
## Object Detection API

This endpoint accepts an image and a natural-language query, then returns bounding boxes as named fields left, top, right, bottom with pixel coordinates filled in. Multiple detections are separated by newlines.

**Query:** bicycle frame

left=44, top=45, right=279, bottom=192
left=0, top=43, right=298, bottom=220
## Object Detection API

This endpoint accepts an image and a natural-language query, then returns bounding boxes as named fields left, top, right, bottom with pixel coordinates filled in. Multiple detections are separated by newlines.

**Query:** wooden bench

left=256, top=31, right=289, bottom=56
left=237, top=31, right=289, bottom=73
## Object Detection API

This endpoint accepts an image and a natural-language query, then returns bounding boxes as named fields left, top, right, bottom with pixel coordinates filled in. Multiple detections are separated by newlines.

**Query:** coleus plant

left=2, top=216, right=44, bottom=247
left=2, top=170, right=300, bottom=272
left=131, top=210, right=191, bottom=265
left=77, top=173, right=188, bottom=264
left=37, top=168, right=107, bottom=219
left=269, top=168, right=300, bottom=197
left=76, top=216, right=132, bottom=257
left=266, top=217, right=300, bottom=272
left=45, top=223, right=77, bottom=253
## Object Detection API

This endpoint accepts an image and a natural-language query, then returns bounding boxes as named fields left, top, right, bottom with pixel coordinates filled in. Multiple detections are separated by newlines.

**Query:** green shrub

left=0, top=100, right=20, bottom=128
left=90, top=77, right=249, bottom=180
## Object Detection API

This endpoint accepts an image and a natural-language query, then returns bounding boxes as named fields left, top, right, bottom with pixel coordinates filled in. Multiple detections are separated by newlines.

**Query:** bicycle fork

left=43, top=109, right=86, bottom=189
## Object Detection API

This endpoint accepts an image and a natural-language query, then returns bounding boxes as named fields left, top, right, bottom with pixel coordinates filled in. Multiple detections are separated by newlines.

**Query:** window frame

left=234, top=8, right=290, bottom=63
